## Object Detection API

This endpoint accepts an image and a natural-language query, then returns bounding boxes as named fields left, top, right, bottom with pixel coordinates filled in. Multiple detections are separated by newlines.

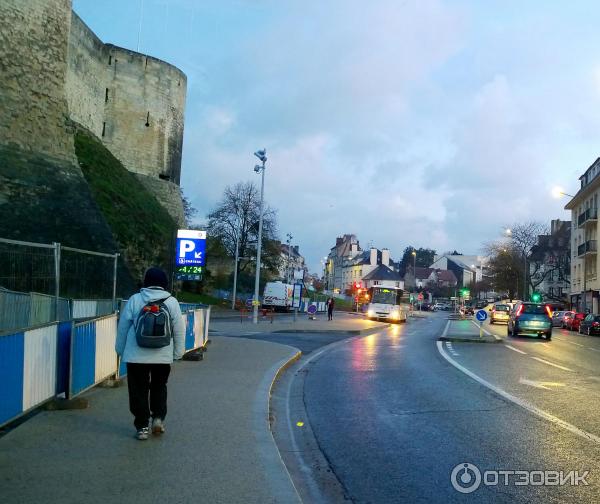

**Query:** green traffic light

left=531, top=292, right=542, bottom=302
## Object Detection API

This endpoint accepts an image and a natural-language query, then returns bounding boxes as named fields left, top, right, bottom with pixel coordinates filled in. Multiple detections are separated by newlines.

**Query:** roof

left=362, top=265, right=402, bottom=281
left=436, top=269, right=457, bottom=283
left=414, top=267, right=435, bottom=279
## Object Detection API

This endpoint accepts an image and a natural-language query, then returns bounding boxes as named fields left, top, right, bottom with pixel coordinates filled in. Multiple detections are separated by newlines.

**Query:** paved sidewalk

left=439, top=318, right=501, bottom=344
left=209, top=312, right=389, bottom=336
left=0, top=337, right=302, bottom=504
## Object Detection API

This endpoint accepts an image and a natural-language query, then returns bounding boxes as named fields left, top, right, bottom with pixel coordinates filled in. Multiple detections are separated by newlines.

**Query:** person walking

left=116, top=267, right=185, bottom=440
left=327, top=297, right=335, bottom=321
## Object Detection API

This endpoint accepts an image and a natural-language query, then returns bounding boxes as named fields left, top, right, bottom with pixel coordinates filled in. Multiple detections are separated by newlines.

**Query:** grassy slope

left=74, top=131, right=177, bottom=282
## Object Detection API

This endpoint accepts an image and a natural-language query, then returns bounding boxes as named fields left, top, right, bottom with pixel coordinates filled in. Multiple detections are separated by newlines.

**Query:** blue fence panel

left=70, top=322, right=96, bottom=398
left=185, top=311, right=195, bottom=350
left=0, top=332, right=25, bottom=426
left=56, top=321, right=72, bottom=396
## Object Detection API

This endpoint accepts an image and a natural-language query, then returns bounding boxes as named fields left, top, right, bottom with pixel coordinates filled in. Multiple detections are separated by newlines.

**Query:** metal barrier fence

left=0, top=306, right=211, bottom=427
left=0, top=321, right=61, bottom=427
left=69, top=314, right=118, bottom=398
left=0, top=288, right=115, bottom=333
left=0, top=237, right=118, bottom=325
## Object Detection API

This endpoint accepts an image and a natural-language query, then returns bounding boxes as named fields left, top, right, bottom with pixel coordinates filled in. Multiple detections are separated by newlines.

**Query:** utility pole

left=231, top=232, right=240, bottom=310
left=252, top=149, right=267, bottom=324
left=286, top=232, right=293, bottom=284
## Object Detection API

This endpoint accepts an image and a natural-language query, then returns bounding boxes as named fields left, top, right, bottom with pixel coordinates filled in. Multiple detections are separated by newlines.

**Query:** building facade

left=279, top=244, right=307, bottom=282
left=325, top=234, right=361, bottom=292
left=565, top=159, right=600, bottom=312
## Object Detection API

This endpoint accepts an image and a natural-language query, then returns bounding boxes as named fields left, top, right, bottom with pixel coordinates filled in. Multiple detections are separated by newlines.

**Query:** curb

left=253, top=347, right=304, bottom=504
left=438, top=336, right=502, bottom=344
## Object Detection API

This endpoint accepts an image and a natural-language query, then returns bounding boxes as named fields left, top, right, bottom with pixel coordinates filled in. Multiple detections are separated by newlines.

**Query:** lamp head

left=254, top=164, right=262, bottom=173
left=254, top=149, right=267, bottom=163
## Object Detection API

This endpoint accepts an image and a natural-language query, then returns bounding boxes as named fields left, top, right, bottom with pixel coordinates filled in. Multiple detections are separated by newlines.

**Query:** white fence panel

left=22, top=325, right=57, bottom=410
left=193, top=309, right=205, bottom=348
left=94, top=315, right=118, bottom=383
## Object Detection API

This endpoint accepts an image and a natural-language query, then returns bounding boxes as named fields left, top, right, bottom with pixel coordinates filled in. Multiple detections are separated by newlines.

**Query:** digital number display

left=176, top=266, right=203, bottom=274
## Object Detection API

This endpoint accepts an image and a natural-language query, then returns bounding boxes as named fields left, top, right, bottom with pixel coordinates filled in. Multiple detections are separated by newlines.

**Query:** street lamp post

left=411, top=250, right=417, bottom=290
left=252, top=149, right=267, bottom=324
left=286, top=232, right=293, bottom=283
left=231, top=231, right=240, bottom=310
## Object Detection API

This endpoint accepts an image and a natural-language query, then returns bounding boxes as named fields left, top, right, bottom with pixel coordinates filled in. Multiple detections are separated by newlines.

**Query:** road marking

left=519, top=378, right=566, bottom=390
left=530, top=356, right=573, bottom=372
left=436, top=341, right=600, bottom=444
left=587, top=347, right=600, bottom=352
left=505, top=345, right=527, bottom=355
left=554, top=338, right=584, bottom=347
left=445, top=341, right=459, bottom=357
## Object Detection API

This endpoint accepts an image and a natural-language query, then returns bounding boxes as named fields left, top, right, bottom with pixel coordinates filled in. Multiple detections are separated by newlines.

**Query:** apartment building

left=565, top=158, right=600, bottom=312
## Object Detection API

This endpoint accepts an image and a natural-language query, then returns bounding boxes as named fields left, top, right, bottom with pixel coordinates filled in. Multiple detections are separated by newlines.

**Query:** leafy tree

left=180, top=188, right=198, bottom=226
left=398, top=246, right=436, bottom=276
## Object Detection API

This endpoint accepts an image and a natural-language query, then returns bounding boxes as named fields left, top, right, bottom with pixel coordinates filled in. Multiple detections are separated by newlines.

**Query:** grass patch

left=74, top=131, right=177, bottom=280
left=178, top=291, right=230, bottom=307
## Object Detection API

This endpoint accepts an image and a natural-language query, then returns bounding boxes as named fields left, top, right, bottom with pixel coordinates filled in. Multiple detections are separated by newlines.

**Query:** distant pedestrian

left=116, top=267, right=185, bottom=440
left=327, top=297, right=335, bottom=321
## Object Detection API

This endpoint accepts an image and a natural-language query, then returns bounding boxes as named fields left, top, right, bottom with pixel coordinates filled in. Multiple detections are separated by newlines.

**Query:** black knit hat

left=143, top=267, right=169, bottom=289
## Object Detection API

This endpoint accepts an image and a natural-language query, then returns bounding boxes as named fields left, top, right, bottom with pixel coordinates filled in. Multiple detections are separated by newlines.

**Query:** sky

left=73, top=0, right=597, bottom=272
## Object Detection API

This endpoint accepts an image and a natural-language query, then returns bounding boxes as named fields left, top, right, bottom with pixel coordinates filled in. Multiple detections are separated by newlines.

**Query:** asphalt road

left=289, top=312, right=600, bottom=503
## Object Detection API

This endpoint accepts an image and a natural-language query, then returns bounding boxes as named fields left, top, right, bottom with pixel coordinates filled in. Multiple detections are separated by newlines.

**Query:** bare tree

left=483, top=241, right=523, bottom=300
left=207, top=181, right=280, bottom=275
left=504, top=221, right=549, bottom=298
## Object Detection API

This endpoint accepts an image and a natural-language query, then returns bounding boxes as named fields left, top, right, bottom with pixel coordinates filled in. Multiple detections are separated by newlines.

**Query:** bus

left=366, top=286, right=409, bottom=323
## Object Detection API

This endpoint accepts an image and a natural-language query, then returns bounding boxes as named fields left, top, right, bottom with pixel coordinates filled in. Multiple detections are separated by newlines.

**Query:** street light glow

left=551, top=186, right=575, bottom=198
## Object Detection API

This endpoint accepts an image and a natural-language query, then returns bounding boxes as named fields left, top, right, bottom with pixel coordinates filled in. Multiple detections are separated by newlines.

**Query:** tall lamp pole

left=252, top=149, right=267, bottom=324
left=231, top=231, right=240, bottom=310
left=286, top=233, right=293, bottom=283
left=411, top=250, right=417, bottom=290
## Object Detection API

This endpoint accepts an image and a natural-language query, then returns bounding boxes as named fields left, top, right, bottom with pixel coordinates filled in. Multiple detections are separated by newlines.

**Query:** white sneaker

left=151, top=417, right=165, bottom=435
left=136, top=427, right=150, bottom=440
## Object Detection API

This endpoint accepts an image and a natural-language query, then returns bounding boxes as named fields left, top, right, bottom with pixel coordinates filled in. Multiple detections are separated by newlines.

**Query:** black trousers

left=126, top=363, right=171, bottom=430
left=328, top=309, right=333, bottom=320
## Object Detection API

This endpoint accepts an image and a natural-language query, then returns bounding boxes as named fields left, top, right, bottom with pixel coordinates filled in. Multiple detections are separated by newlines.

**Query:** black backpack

left=134, top=297, right=173, bottom=348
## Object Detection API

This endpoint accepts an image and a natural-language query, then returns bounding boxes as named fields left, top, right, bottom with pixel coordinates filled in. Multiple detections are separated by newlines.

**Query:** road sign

left=307, top=304, right=317, bottom=315
left=476, top=309, right=488, bottom=322
left=176, top=229, right=206, bottom=267
left=292, top=283, right=302, bottom=308
left=417, top=293, right=424, bottom=301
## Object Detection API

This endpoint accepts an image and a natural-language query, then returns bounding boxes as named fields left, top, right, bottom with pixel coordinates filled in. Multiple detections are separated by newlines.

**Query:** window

left=101, top=122, right=106, bottom=137
left=108, top=55, right=112, bottom=65
left=145, top=112, right=150, bottom=127
left=105, top=88, right=109, bottom=103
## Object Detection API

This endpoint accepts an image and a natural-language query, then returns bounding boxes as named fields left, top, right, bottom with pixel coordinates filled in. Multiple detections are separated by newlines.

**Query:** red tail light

left=545, top=305, right=552, bottom=318
left=593, top=322, right=599, bottom=327
left=516, top=305, right=524, bottom=317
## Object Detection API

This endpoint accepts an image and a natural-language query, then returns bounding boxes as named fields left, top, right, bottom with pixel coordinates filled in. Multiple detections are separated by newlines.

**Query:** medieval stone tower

left=0, top=0, right=187, bottom=227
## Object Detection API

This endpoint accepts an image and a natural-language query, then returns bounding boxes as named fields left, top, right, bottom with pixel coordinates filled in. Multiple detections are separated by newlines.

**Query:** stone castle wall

left=66, top=13, right=187, bottom=187
left=0, top=1, right=187, bottom=226
left=0, top=0, right=75, bottom=162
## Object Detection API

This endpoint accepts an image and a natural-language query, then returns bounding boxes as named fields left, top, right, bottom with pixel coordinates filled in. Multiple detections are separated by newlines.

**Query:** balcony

left=578, top=207, right=598, bottom=228
left=577, top=240, right=598, bottom=257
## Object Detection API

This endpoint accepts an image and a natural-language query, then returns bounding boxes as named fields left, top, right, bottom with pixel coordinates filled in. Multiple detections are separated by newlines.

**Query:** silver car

left=551, top=311, right=565, bottom=327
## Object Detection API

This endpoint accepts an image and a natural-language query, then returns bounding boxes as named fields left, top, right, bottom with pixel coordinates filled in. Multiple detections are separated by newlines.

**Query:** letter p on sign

left=179, top=240, right=195, bottom=257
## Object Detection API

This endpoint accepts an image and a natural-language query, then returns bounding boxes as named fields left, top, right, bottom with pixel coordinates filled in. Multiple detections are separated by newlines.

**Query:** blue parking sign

left=176, top=229, right=206, bottom=267
left=476, top=309, right=488, bottom=322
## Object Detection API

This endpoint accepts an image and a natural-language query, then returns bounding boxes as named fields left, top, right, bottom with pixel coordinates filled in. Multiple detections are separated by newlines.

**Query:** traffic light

left=531, top=292, right=542, bottom=303
left=459, top=288, right=470, bottom=298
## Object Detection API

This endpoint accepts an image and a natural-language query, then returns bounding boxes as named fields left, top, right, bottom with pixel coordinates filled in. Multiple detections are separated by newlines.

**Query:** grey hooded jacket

left=116, top=287, right=186, bottom=364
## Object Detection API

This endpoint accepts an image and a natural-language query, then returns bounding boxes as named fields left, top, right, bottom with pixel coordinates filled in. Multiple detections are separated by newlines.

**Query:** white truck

left=262, top=281, right=294, bottom=311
